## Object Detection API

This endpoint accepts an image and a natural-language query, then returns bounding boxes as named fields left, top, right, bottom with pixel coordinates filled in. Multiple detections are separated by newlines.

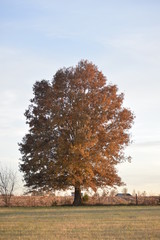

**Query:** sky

left=0, top=0, right=160, bottom=195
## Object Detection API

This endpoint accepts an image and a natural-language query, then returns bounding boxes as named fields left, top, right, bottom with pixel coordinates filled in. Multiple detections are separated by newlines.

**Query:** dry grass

left=0, top=195, right=159, bottom=207
left=0, top=206, right=160, bottom=239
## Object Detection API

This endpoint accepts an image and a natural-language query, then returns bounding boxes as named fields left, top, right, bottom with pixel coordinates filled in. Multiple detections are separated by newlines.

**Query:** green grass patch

left=0, top=206, right=160, bottom=239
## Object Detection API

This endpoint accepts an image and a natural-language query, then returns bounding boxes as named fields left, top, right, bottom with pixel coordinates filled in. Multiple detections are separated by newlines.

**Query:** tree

left=0, top=166, right=17, bottom=206
left=132, top=189, right=136, bottom=196
left=109, top=189, right=117, bottom=197
left=19, top=60, right=134, bottom=205
left=122, top=187, right=128, bottom=195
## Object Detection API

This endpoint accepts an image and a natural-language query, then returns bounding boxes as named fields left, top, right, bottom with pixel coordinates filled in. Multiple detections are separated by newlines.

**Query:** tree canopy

left=19, top=60, right=134, bottom=205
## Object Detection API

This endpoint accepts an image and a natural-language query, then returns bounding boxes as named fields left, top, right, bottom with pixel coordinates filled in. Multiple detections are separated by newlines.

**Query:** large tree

left=19, top=60, right=134, bottom=205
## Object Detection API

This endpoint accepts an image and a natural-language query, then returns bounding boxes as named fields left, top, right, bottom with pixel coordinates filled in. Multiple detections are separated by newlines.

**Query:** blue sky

left=0, top=0, right=160, bottom=195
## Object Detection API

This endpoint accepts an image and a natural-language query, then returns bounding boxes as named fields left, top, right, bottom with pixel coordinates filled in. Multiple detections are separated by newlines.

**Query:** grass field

left=0, top=206, right=160, bottom=239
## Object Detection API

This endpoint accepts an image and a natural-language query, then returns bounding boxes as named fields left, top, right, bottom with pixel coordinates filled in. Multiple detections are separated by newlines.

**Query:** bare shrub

left=0, top=166, right=16, bottom=206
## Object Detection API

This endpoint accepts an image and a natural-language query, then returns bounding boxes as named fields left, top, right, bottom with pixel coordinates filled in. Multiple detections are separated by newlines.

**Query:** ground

left=0, top=206, right=160, bottom=239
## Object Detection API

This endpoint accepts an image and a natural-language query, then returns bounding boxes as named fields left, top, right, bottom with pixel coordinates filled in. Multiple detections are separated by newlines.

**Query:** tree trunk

left=136, top=194, right=138, bottom=205
left=73, top=186, right=82, bottom=206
